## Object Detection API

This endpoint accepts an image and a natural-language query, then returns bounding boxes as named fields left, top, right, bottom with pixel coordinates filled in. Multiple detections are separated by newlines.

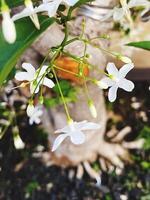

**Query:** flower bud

left=27, top=103, right=34, bottom=116
left=12, top=126, right=25, bottom=149
left=88, top=100, right=97, bottom=118
left=1, top=7, right=16, bottom=44
left=118, top=55, right=132, bottom=64
left=114, top=52, right=132, bottom=64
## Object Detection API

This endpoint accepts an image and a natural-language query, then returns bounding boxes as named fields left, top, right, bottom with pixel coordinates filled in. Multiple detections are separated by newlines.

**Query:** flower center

left=109, top=75, right=120, bottom=82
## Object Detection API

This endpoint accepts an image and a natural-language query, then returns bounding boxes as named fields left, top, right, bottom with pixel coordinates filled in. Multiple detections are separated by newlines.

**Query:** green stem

left=51, top=65, right=71, bottom=121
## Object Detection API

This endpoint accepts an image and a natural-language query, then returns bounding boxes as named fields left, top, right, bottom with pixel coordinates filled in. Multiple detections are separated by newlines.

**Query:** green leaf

left=126, top=41, right=150, bottom=51
left=0, top=16, right=55, bottom=86
left=70, top=0, right=93, bottom=11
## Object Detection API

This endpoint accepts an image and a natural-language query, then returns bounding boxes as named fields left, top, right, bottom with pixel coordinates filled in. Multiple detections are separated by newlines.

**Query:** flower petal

left=30, top=82, right=40, bottom=94
left=106, top=63, right=119, bottom=77
left=64, top=0, right=78, bottom=6
left=12, top=8, right=33, bottom=21
left=30, top=13, right=40, bottom=29
left=35, top=1, right=60, bottom=17
left=73, top=120, right=88, bottom=130
left=101, top=10, right=114, bottom=21
left=73, top=121, right=100, bottom=131
left=43, top=77, right=55, bottom=88
left=113, top=7, right=125, bottom=21
left=100, top=77, right=115, bottom=88
left=108, top=85, right=118, bottom=102
left=52, top=133, right=68, bottom=151
left=119, top=78, right=135, bottom=91
left=70, top=130, right=85, bottom=145
left=128, top=0, right=150, bottom=8
left=15, top=72, right=31, bottom=81
left=38, top=65, right=48, bottom=77
left=79, top=122, right=101, bottom=131
left=55, top=125, right=71, bottom=134
left=22, top=62, right=36, bottom=80
left=119, top=63, right=134, bottom=78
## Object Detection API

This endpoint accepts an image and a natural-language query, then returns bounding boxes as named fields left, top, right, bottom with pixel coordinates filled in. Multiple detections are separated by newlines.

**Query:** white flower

left=102, top=0, right=150, bottom=22
left=35, top=0, right=78, bottom=17
left=12, top=0, right=78, bottom=24
left=2, top=6, right=16, bottom=43
left=15, top=62, right=55, bottom=94
left=27, top=104, right=43, bottom=125
left=99, top=62, right=135, bottom=102
left=52, top=120, right=101, bottom=151
left=12, top=0, right=40, bottom=29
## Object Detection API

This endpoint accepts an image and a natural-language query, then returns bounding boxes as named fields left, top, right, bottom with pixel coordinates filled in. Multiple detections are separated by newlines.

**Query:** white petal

left=128, top=0, right=150, bottom=8
left=108, top=85, right=118, bottom=102
left=30, top=116, right=41, bottom=124
left=119, top=63, right=134, bottom=78
left=12, top=8, right=33, bottom=21
left=70, top=131, right=85, bottom=145
left=38, top=65, right=49, bottom=77
left=35, top=1, right=60, bottom=17
left=100, top=77, right=115, bottom=88
left=100, top=10, right=114, bottom=21
left=28, top=106, right=43, bottom=125
left=52, top=133, right=68, bottom=151
left=106, top=63, right=119, bottom=77
left=64, top=0, right=78, bottom=6
left=79, top=122, right=101, bottom=131
left=15, top=72, right=31, bottom=81
left=119, top=78, right=135, bottom=91
left=55, top=125, right=71, bottom=134
left=30, top=13, right=40, bottom=29
left=73, top=121, right=87, bottom=130
left=43, top=77, right=55, bottom=88
left=30, top=82, right=40, bottom=94
left=113, top=7, right=125, bottom=21
left=22, top=63, right=36, bottom=78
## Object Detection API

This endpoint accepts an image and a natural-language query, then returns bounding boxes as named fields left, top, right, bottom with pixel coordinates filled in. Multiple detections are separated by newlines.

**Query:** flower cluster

left=1, top=0, right=136, bottom=152
left=15, top=60, right=134, bottom=151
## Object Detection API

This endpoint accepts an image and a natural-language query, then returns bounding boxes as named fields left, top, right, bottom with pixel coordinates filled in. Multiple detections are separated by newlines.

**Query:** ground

left=0, top=81, right=150, bottom=200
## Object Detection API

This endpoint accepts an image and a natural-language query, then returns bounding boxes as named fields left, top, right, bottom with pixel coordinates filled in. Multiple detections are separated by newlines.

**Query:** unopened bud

left=114, top=52, right=132, bottom=64
left=118, top=55, right=132, bottom=64
left=26, top=102, right=34, bottom=116
left=88, top=100, right=97, bottom=118
left=1, top=6, right=16, bottom=44
left=13, top=126, right=25, bottom=149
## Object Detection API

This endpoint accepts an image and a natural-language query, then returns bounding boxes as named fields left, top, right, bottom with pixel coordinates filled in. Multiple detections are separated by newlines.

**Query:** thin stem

left=51, top=65, right=71, bottom=121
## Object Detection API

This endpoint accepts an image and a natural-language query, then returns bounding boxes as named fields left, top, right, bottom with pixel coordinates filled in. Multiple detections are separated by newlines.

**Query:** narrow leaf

left=126, top=41, right=150, bottom=51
